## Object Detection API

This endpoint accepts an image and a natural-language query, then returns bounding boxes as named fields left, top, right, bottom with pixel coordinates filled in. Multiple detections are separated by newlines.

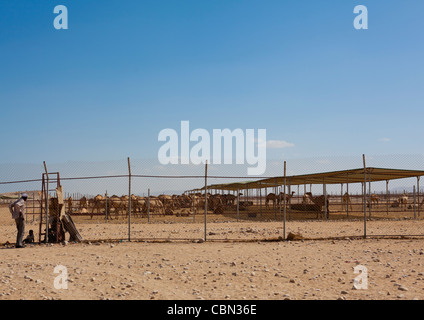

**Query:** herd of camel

left=66, top=193, right=238, bottom=219
left=62, top=190, right=423, bottom=220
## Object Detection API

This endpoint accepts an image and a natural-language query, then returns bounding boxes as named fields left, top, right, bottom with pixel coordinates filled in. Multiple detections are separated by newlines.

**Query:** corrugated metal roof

left=191, top=167, right=424, bottom=191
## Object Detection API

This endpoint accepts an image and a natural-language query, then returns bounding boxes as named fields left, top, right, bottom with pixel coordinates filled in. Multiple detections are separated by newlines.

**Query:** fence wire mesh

left=1, top=158, right=424, bottom=246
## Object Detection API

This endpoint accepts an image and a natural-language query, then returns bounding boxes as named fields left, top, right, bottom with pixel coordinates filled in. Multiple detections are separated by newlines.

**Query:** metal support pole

left=105, top=191, right=108, bottom=222
left=346, top=174, right=350, bottom=218
left=43, top=161, right=49, bottom=244
left=259, top=182, right=262, bottom=217
left=204, top=161, right=208, bottom=241
left=386, top=180, right=389, bottom=216
left=413, top=185, right=416, bottom=219
left=237, top=187, right=240, bottom=222
left=193, top=192, right=196, bottom=223
left=247, top=187, right=249, bottom=214
left=288, top=180, right=291, bottom=221
left=283, top=161, right=287, bottom=239
left=128, top=157, right=132, bottom=242
left=417, top=177, right=420, bottom=217
left=323, top=180, right=327, bottom=220
left=279, top=184, right=282, bottom=222
left=274, top=179, right=277, bottom=219
left=368, top=170, right=371, bottom=219
left=362, top=154, right=367, bottom=239
left=147, top=188, right=150, bottom=223
left=32, top=192, right=35, bottom=222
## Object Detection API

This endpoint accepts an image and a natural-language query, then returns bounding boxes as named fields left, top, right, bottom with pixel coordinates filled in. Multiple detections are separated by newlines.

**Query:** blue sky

left=1, top=1, right=424, bottom=184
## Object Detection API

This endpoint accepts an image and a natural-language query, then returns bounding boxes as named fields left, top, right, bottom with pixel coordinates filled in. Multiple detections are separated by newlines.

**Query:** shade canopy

left=190, top=167, right=424, bottom=192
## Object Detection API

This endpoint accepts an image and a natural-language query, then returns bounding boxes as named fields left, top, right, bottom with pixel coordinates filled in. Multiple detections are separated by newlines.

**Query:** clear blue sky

left=1, top=1, right=424, bottom=172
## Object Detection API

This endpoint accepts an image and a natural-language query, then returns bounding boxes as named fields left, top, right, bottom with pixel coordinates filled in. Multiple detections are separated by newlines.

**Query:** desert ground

left=0, top=238, right=423, bottom=301
left=1, top=204, right=423, bottom=300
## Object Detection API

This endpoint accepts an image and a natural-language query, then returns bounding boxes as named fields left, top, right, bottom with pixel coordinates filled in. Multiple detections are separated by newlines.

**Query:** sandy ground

left=1, top=205, right=424, bottom=301
left=0, top=239, right=423, bottom=300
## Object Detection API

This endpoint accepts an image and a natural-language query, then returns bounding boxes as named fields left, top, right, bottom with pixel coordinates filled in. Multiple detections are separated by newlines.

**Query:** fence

left=1, top=164, right=424, bottom=245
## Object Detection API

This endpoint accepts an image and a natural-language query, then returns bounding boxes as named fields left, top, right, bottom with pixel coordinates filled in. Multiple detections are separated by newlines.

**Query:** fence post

left=105, top=191, right=108, bottom=222
left=283, top=161, right=287, bottom=240
left=346, top=174, right=350, bottom=218
left=386, top=180, right=389, bottom=216
left=368, top=170, right=372, bottom=219
left=413, top=185, right=416, bottom=219
left=323, top=180, right=327, bottom=220
left=193, top=192, right=196, bottom=223
left=237, top=187, right=240, bottom=222
left=147, top=188, right=150, bottom=223
left=43, top=161, right=49, bottom=243
left=417, top=177, right=420, bottom=217
left=128, top=157, right=132, bottom=242
left=259, top=182, right=262, bottom=217
left=32, top=192, right=35, bottom=222
left=204, top=161, right=208, bottom=241
left=362, top=154, right=367, bottom=239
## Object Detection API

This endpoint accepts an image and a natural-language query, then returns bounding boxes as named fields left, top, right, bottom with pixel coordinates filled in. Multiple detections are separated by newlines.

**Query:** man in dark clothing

left=9, top=193, right=28, bottom=248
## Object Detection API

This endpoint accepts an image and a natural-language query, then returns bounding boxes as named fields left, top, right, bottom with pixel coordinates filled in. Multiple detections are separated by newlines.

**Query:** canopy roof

left=191, top=167, right=424, bottom=192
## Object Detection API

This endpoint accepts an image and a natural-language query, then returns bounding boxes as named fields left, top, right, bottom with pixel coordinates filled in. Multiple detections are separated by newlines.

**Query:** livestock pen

left=1, top=157, right=424, bottom=245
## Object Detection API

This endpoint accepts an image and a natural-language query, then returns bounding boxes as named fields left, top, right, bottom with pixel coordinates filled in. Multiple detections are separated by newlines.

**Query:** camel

left=208, top=194, right=223, bottom=211
left=305, top=192, right=330, bottom=219
left=367, top=194, right=379, bottom=208
left=132, top=196, right=146, bottom=216
left=265, top=193, right=278, bottom=209
left=190, top=194, right=204, bottom=211
left=222, top=194, right=236, bottom=206
left=144, top=196, right=165, bottom=215
left=79, top=196, right=88, bottom=211
left=158, top=194, right=174, bottom=209
left=66, top=197, right=73, bottom=214
left=90, top=194, right=107, bottom=218
left=398, top=194, right=408, bottom=209
left=278, top=191, right=295, bottom=205
left=342, top=192, right=353, bottom=211
left=107, top=195, right=126, bottom=219
left=302, top=194, right=312, bottom=204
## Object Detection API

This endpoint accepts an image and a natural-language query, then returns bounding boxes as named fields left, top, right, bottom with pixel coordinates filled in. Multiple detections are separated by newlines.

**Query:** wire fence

left=1, top=167, right=424, bottom=246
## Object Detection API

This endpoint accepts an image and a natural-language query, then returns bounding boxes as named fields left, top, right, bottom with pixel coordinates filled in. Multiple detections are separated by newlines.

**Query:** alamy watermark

left=53, top=265, right=68, bottom=290
left=158, top=121, right=267, bottom=175
left=353, top=265, right=368, bottom=290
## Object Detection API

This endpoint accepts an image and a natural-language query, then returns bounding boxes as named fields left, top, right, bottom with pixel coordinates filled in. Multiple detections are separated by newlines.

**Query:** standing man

left=9, top=193, right=28, bottom=248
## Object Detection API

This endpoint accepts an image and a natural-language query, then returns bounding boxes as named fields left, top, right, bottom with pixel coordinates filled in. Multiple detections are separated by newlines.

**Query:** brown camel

left=342, top=192, right=353, bottom=211
left=305, top=192, right=330, bottom=219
